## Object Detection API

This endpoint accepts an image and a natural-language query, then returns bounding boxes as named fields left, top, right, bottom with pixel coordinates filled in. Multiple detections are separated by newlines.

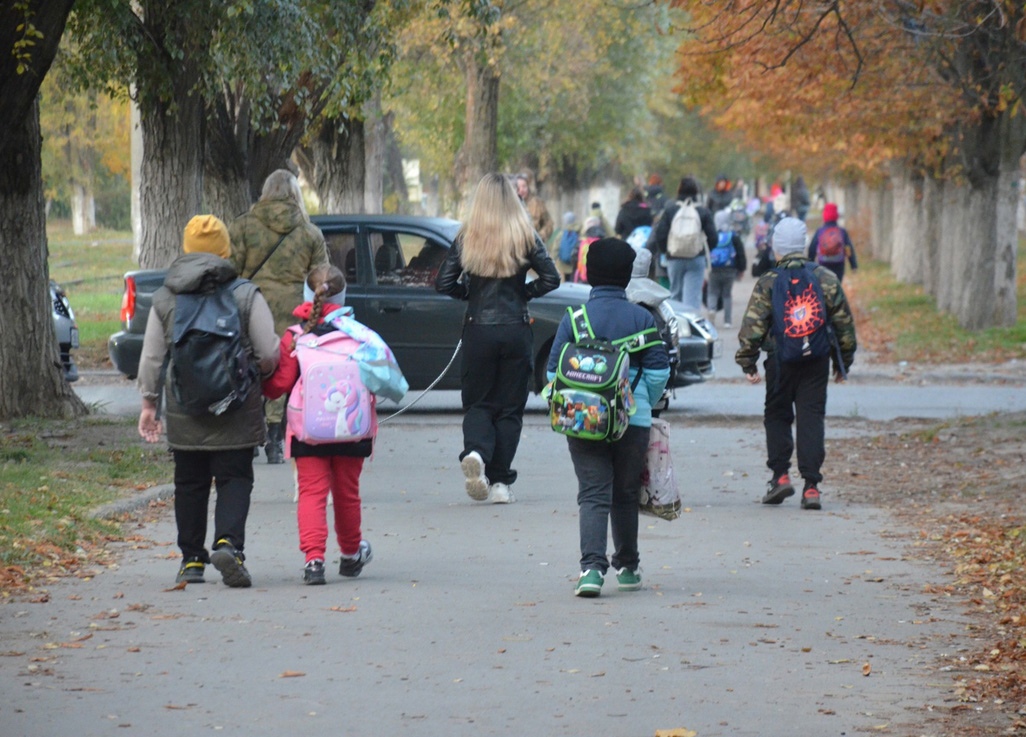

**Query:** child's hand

left=138, top=405, right=163, bottom=443
left=745, top=371, right=762, bottom=385
left=834, top=370, right=846, bottom=384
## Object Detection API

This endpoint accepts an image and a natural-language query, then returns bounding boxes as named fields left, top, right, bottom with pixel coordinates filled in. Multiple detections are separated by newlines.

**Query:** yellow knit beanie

left=182, top=215, right=230, bottom=259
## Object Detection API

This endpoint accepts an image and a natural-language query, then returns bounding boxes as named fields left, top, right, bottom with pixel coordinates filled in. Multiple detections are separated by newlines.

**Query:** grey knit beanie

left=771, top=217, right=808, bottom=257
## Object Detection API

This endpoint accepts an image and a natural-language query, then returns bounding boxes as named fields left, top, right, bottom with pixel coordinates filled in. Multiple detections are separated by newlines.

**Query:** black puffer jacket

left=435, top=236, right=560, bottom=324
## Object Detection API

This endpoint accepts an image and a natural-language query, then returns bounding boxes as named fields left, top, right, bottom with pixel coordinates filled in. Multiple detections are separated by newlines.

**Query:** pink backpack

left=286, top=327, right=376, bottom=445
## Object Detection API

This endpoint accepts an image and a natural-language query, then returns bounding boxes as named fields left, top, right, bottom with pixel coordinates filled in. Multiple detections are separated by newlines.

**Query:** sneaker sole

left=304, top=575, right=326, bottom=585
left=461, top=455, right=489, bottom=501
left=617, top=580, right=642, bottom=592
left=762, top=486, right=795, bottom=505
left=210, top=549, right=252, bottom=588
left=801, top=499, right=822, bottom=511
left=574, top=585, right=602, bottom=598
left=176, top=574, right=205, bottom=584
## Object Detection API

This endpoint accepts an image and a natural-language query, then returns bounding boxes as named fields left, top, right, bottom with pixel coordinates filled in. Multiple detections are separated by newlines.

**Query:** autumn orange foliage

left=670, top=1, right=972, bottom=177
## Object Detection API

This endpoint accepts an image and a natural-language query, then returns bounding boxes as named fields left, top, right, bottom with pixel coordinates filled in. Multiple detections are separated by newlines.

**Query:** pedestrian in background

left=706, top=209, right=747, bottom=328
left=546, top=238, right=670, bottom=597
left=515, top=172, right=554, bottom=243
left=735, top=217, right=857, bottom=512
left=614, top=186, right=654, bottom=240
left=436, top=173, right=561, bottom=504
left=229, top=169, right=328, bottom=464
left=647, top=176, right=718, bottom=312
left=808, top=202, right=858, bottom=282
left=137, top=215, right=280, bottom=587
left=549, top=211, right=581, bottom=282
left=792, top=176, right=811, bottom=222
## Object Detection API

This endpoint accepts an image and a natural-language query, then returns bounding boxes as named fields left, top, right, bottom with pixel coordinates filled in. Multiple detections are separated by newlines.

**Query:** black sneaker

left=762, top=473, right=795, bottom=505
left=176, top=557, right=205, bottom=584
left=210, top=539, right=253, bottom=588
left=801, top=484, right=822, bottom=511
left=338, top=540, right=373, bottom=578
left=303, top=559, right=326, bottom=585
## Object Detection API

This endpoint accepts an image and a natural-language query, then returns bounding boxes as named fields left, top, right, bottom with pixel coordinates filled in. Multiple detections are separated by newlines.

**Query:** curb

left=91, top=483, right=175, bottom=520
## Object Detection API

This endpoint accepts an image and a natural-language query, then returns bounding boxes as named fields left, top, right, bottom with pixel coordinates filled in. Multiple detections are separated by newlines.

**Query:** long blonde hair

left=457, top=172, right=536, bottom=278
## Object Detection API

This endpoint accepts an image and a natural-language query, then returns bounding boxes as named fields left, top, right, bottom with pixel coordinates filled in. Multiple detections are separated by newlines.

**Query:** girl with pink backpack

left=263, top=265, right=407, bottom=585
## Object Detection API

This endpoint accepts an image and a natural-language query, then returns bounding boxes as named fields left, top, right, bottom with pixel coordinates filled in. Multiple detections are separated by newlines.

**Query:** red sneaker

left=762, top=473, right=795, bottom=505
left=801, top=485, right=822, bottom=510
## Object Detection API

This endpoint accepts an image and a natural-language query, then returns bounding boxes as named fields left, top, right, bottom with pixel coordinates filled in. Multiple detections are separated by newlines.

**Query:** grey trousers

left=567, top=425, right=650, bottom=574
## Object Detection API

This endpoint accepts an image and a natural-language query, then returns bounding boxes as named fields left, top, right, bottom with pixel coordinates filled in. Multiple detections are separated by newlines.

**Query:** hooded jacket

left=139, top=253, right=279, bottom=450
left=229, top=199, right=329, bottom=335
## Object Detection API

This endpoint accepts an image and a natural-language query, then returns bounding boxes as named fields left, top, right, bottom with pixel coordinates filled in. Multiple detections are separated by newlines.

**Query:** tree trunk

left=452, top=52, right=500, bottom=206
left=299, top=117, right=366, bottom=214
left=71, top=182, right=96, bottom=235
left=363, top=93, right=385, bottom=214
left=381, top=111, right=410, bottom=214
left=890, top=163, right=925, bottom=285
left=0, top=100, right=86, bottom=420
left=137, top=74, right=205, bottom=269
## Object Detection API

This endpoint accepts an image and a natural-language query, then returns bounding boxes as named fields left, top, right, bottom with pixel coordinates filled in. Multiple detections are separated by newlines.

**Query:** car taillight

left=121, top=276, right=136, bottom=323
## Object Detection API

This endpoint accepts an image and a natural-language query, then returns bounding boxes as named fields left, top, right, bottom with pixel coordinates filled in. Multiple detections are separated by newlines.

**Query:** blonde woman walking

left=436, top=173, right=561, bottom=503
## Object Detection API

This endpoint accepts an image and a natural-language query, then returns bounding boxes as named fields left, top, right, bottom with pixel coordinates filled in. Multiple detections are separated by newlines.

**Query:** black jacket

left=435, top=235, right=561, bottom=325
left=614, top=200, right=654, bottom=238
left=646, top=201, right=718, bottom=260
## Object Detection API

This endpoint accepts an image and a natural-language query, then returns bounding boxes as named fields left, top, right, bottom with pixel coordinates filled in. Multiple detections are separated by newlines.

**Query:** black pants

left=459, top=322, right=533, bottom=486
left=763, top=355, right=829, bottom=487
left=173, top=448, right=254, bottom=561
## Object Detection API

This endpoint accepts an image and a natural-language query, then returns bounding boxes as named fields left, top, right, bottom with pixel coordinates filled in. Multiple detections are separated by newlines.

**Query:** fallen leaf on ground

left=863, top=662, right=872, bottom=676
left=279, top=670, right=306, bottom=678
left=655, top=729, right=697, bottom=737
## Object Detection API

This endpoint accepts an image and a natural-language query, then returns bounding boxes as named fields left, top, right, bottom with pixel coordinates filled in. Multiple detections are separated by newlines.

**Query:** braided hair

left=292, top=265, right=346, bottom=351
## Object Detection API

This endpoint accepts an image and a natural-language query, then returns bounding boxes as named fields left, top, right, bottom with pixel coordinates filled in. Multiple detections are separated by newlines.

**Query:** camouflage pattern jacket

left=735, top=253, right=857, bottom=375
left=229, top=199, right=328, bottom=335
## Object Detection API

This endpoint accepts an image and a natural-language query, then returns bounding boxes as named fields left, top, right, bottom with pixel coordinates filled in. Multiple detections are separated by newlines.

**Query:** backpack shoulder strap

left=230, top=277, right=259, bottom=353
left=614, top=326, right=661, bottom=353
left=569, top=305, right=594, bottom=341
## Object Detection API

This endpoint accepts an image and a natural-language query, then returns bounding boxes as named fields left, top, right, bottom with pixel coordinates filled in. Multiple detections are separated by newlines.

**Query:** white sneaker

left=487, top=482, right=515, bottom=504
left=723, top=322, right=733, bottom=328
left=460, top=451, right=489, bottom=501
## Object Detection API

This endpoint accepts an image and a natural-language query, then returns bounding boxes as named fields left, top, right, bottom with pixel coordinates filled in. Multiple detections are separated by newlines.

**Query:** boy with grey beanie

left=734, top=217, right=857, bottom=511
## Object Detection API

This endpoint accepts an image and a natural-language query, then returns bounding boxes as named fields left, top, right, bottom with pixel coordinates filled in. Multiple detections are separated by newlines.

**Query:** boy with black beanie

left=546, top=238, right=671, bottom=598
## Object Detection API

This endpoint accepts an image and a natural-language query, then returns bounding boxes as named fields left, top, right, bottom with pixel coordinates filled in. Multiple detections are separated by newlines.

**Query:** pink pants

left=294, top=455, right=365, bottom=563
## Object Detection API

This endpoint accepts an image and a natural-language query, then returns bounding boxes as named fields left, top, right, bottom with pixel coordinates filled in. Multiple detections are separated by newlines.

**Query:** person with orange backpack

left=807, top=202, right=858, bottom=282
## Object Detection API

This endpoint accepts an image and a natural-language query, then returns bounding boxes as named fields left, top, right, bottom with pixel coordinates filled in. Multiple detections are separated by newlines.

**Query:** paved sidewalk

left=1, top=412, right=965, bottom=737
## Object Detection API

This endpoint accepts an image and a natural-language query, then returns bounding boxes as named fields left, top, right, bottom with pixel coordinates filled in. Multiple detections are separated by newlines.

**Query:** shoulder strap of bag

left=247, top=228, right=295, bottom=280
left=569, top=305, right=594, bottom=342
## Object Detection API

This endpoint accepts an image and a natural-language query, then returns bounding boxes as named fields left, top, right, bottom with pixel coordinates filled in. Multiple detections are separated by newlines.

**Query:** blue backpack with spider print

left=770, top=262, right=837, bottom=364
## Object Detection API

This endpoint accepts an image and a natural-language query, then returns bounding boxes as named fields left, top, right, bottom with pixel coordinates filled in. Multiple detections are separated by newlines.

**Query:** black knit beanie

left=586, top=238, right=636, bottom=288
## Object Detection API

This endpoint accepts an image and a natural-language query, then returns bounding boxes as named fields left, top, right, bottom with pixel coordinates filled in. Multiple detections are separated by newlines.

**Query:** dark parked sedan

left=109, top=215, right=719, bottom=396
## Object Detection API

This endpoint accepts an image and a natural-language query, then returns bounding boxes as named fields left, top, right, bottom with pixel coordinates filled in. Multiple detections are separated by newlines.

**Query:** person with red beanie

left=808, top=202, right=858, bottom=282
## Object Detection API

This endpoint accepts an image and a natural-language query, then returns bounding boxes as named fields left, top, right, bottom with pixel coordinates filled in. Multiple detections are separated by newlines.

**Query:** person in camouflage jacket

left=735, top=217, right=857, bottom=512
left=229, top=169, right=328, bottom=463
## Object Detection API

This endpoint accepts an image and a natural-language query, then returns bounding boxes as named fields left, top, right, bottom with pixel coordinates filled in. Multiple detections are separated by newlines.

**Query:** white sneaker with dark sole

left=461, top=451, right=489, bottom=501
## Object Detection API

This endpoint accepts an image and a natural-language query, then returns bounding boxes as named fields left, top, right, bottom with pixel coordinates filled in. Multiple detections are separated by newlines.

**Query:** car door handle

left=379, top=302, right=404, bottom=313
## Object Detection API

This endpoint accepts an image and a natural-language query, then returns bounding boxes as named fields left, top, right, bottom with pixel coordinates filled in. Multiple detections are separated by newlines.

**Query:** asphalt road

left=0, top=404, right=981, bottom=737
left=8, top=272, right=1022, bottom=735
